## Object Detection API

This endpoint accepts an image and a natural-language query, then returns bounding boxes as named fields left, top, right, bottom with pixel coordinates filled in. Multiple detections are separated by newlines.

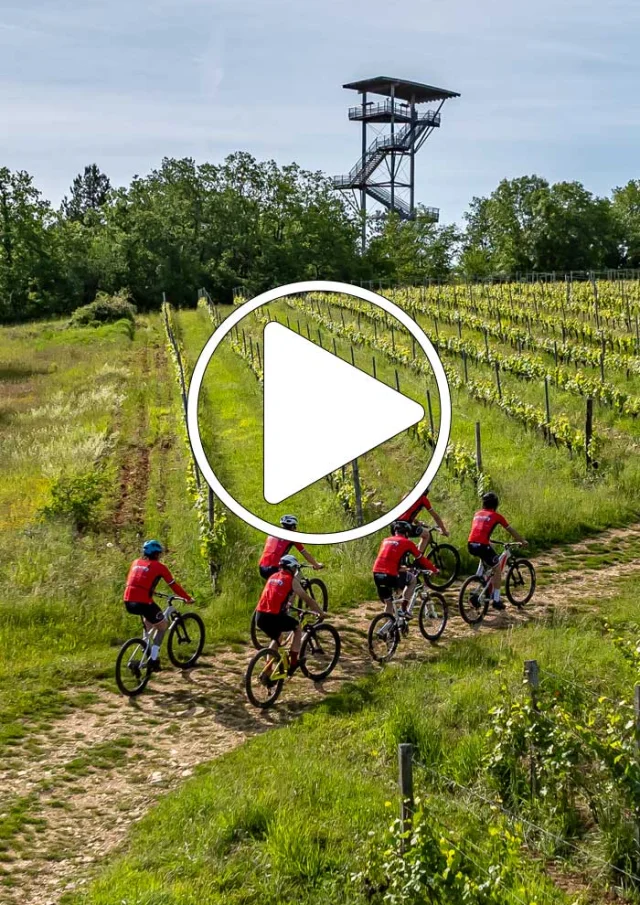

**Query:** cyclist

left=467, top=491, right=527, bottom=610
left=398, top=486, right=449, bottom=553
left=259, top=515, right=324, bottom=580
left=255, top=553, right=325, bottom=681
left=372, top=521, right=438, bottom=616
left=123, top=540, right=194, bottom=672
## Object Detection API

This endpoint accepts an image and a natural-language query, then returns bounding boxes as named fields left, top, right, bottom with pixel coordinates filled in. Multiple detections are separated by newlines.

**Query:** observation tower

left=332, top=76, right=460, bottom=249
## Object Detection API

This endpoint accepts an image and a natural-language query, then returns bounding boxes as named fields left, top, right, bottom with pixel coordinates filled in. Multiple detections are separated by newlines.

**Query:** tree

left=365, top=210, right=461, bottom=283
left=61, top=164, right=111, bottom=222
left=612, top=180, right=640, bottom=267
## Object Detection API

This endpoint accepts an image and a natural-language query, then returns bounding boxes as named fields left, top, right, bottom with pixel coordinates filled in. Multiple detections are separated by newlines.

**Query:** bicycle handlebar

left=492, top=541, right=522, bottom=548
left=153, top=592, right=192, bottom=603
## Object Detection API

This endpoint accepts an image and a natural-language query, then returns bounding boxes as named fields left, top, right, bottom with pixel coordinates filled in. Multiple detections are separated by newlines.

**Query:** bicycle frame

left=128, top=594, right=182, bottom=670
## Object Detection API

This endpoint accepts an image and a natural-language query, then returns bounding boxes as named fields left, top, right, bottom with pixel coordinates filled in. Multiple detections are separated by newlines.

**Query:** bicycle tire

left=299, top=623, right=341, bottom=681
left=167, top=612, right=205, bottom=668
left=305, top=578, right=329, bottom=611
left=115, top=637, right=151, bottom=697
left=245, top=648, right=285, bottom=708
left=425, top=544, right=461, bottom=591
left=505, top=559, right=536, bottom=608
left=367, top=612, right=399, bottom=663
left=418, top=591, right=448, bottom=642
left=458, top=576, right=491, bottom=626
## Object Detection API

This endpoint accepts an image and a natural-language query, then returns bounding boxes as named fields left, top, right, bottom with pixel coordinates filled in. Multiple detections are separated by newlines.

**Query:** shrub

left=69, top=291, right=136, bottom=327
left=40, top=470, right=107, bottom=532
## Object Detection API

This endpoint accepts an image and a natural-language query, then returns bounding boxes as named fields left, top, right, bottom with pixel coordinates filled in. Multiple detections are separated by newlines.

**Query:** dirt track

left=2, top=522, right=640, bottom=904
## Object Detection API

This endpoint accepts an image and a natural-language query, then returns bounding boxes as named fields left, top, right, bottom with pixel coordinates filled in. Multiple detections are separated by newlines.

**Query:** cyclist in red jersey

left=259, top=515, right=323, bottom=580
left=398, top=485, right=449, bottom=553
left=372, top=521, right=438, bottom=616
left=123, top=540, right=193, bottom=672
left=467, top=492, right=527, bottom=610
left=255, top=554, right=325, bottom=681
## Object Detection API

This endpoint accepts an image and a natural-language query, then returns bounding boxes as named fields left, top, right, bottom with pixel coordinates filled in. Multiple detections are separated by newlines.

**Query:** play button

left=263, top=323, right=424, bottom=504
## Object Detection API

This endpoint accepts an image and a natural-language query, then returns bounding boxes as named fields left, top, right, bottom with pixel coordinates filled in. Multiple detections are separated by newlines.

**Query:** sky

left=1, top=0, right=640, bottom=223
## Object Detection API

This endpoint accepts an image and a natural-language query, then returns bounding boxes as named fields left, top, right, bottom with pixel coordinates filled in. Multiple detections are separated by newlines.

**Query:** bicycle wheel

left=505, top=559, right=536, bottom=608
left=458, top=576, right=491, bottom=626
left=418, top=591, right=448, bottom=642
left=250, top=610, right=273, bottom=651
left=167, top=612, right=205, bottom=668
left=306, top=578, right=329, bottom=611
left=245, top=648, right=285, bottom=708
left=115, top=638, right=151, bottom=696
left=299, top=623, right=341, bottom=681
left=425, top=544, right=461, bottom=591
left=367, top=612, right=399, bottom=663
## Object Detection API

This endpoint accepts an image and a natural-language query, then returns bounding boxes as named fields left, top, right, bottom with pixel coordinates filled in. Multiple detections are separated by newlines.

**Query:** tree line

left=2, top=154, right=640, bottom=322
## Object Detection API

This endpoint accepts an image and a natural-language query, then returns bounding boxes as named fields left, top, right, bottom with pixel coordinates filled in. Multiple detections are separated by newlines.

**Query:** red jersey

left=468, top=509, right=509, bottom=545
left=259, top=536, right=305, bottom=569
left=399, top=494, right=432, bottom=524
left=373, top=536, right=436, bottom=577
left=123, top=559, right=190, bottom=604
left=256, top=569, right=294, bottom=615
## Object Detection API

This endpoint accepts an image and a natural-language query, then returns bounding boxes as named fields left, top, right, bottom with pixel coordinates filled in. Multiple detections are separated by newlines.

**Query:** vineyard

left=3, top=278, right=640, bottom=904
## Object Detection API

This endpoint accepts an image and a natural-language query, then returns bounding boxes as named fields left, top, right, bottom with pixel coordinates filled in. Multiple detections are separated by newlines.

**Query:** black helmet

left=392, top=520, right=411, bottom=537
left=482, top=491, right=499, bottom=510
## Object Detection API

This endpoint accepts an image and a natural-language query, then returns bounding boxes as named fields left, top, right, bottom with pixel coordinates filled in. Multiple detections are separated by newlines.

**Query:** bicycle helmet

left=279, top=554, right=299, bottom=572
left=391, top=520, right=412, bottom=537
left=482, top=492, right=499, bottom=510
left=280, top=514, right=298, bottom=530
left=142, top=539, right=163, bottom=556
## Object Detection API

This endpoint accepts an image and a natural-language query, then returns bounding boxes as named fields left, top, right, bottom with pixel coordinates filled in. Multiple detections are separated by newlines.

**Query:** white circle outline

left=187, top=280, right=451, bottom=545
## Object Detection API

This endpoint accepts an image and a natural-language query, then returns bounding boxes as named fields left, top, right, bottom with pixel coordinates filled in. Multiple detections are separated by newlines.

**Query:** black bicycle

left=417, top=525, right=461, bottom=591
left=250, top=563, right=328, bottom=650
left=458, top=542, right=536, bottom=626
left=115, top=593, right=205, bottom=696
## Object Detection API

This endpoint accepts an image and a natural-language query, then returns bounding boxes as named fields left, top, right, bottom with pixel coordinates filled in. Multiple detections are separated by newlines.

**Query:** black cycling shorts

left=467, top=543, right=500, bottom=568
left=373, top=571, right=409, bottom=602
left=259, top=565, right=279, bottom=580
left=125, top=601, right=165, bottom=624
left=255, top=611, right=299, bottom=641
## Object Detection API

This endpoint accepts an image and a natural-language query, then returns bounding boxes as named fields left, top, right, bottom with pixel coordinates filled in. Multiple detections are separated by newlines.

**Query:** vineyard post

left=457, top=319, right=462, bottom=339
left=333, top=337, right=338, bottom=357
left=524, top=659, right=540, bottom=797
left=340, top=309, right=345, bottom=327
left=395, top=369, right=400, bottom=392
left=317, top=328, right=323, bottom=349
left=463, top=350, right=468, bottom=383
left=256, top=342, right=261, bottom=370
left=297, top=319, right=301, bottom=335
left=634, top=685, right=640, bottom=864
left=591, top=274, right=600, bottom=329
left=374, top=319, right=377, bottom=340
left=286, top=315, right=290, bottom=329
left=600, top=337, right=606, bottom=382
left=484, top=330, right=489, bottom=358
left=494, top=361, right=502, bottom=399
left=475, top=422, right=482, bottom=473
left=585, top=398, right=594, bottom=468
left=391, top=324, right=395, bottom=350
left=352, top=459, right=364, bottom=526
left=242, top=329, right=247, bottom=354
left=249, top=336, right=254, bottom=363
left=398, top=743, right=414, bottom=852
left=553, top=341, right=558, bottom=367
left=350, top=346, right=355, bottom=367
left=372, top=356, right=377, bottom=379
left=427, top=390, right=435, bottom=437
left=412, top=335, right=416, bottom=358
left=544, top=378, right=551, bottom=440
left=635, top=315, right=640, bottom=353
left=306, top=323, right=311, bottom=340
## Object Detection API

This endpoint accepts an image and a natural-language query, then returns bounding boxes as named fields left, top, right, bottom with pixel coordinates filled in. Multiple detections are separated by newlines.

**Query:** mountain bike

left=250, top=563, right=328, bottom=650
left=416, top=525, right=461, bottom=591
left=245, top=605, right=341, bottom=708
left=115, top=593, right=205, bottom=696
left=367, top=568, right=448, bottom=663
left=458, top=542, right=536, bottom=626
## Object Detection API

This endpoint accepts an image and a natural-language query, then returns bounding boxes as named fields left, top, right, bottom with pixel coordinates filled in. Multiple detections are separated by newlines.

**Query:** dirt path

left=2, top=522, right=640, bottom=904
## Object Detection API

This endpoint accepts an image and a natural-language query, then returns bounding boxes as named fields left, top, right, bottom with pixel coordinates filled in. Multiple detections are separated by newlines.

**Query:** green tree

left=365, top=210, right=461, bottom=283
left=61, top=164, right=111, bottom=222
left=612, top=180, right=640, bottom=267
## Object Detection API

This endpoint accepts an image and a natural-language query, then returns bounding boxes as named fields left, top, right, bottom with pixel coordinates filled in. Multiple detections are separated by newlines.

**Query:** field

left=3, top=280, right=640, bottom=904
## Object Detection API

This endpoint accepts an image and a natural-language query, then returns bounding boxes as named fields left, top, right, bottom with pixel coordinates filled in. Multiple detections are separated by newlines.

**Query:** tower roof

left=343, top=76, right=460, bottom=104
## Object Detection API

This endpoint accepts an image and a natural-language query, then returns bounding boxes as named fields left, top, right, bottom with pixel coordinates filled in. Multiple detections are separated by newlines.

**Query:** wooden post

left=391, top=324, right=395, bottom=350
left=494, top=360, right=502, bottom=399
left=463, top=350, right=468, bottom=383
left=286, top=315, right=291, bottom=329
left=411, top=335, right=416, bottom=358
left=352, top=459, right=364, bottom=526
left=475, top=421, right=482, bottom=473
left=333, top=337, right=338, bottom=357
left=553, top=340, right=558, bottom=367
left=208, top=487, right=214, bottom=528
left=426, top=390, right=435, bottom=437
left=395, top=369, right=400, bottom=392
left=544, top=377, right=551, bottom=438
left=457, top=319, right=462, bottom=339
left=256, top=342, right=261, bottom=369
left=524, top=659, right=540, bottom=797
left=350, top=346, right=355, bottom=367
left=249, top=336, right=254, bottom=362
left=306, top=323, right=311, bottom=340
left=242, top=329, right=247, bottom=354
left=600, top=337, right=605, bottom=382
left=585, top=397, right=594, bottom=468
left=374, top=319, right=377, bottom=340
left=484, top=330, right=489, bottom=358
left=372, top=356, right=377, bottom=379
left=398, top=743, right=414, bottom=851
left=317, top=328, right=323, bottom=349
left=297, top=319, right=301, bottom=335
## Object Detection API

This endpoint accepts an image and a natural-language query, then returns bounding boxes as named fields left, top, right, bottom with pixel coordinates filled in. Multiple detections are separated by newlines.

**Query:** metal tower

left=332, top=76, right=460, bottom=249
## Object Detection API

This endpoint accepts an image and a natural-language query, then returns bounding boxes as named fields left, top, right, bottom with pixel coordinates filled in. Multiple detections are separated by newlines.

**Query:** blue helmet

left=143, top=539, right=163, bottom=557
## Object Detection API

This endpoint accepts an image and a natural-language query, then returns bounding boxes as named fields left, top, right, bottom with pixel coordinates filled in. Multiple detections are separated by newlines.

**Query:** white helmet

left=280, top=514, right=298, bottom=529
left=279, top=554, right=299, bottom=572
